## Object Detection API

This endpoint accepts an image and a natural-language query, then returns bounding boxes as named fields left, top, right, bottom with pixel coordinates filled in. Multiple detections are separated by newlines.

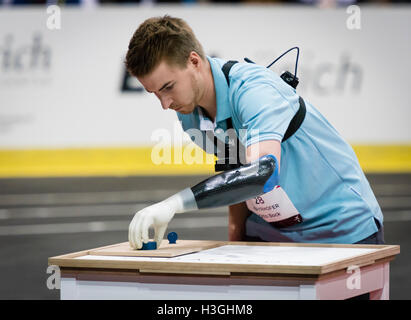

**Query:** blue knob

left=140, top=241, right=157, bottom=250
left=167, top=232, right=178, bottom=244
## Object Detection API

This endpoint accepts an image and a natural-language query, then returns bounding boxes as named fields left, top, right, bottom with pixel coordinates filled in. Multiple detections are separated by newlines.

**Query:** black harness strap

left=213, top=116, right=242, bottom=172
left=283, top=96, right=306, bottom=142
left=222, top=60, right=239, bottom=86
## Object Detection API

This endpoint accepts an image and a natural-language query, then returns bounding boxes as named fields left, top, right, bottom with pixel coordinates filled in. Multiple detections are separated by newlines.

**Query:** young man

left=125, top=15, right=384, bottom=250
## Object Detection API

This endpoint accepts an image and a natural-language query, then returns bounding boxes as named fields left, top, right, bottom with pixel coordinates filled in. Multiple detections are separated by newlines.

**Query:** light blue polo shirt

left=177, top=56, right=383, bottom=244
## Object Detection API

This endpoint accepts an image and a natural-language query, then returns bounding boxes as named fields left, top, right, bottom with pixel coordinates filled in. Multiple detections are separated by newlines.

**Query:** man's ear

left=188, top=51, right=201, bottom=68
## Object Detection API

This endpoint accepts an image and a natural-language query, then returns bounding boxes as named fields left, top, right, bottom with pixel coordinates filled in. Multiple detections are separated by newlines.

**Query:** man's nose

left=157, top=94, right=172, bottom=110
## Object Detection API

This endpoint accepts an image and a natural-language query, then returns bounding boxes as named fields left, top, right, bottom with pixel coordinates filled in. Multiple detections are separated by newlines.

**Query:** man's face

left=138, top=59, right=200, bottom=114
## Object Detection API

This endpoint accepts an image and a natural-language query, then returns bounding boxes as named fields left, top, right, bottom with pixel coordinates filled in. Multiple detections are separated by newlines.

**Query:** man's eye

left=165, top=85, right=174, bottom=91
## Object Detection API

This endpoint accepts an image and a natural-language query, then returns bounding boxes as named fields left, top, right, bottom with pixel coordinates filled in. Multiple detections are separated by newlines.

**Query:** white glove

left=128, top=188, right=197, bottom=249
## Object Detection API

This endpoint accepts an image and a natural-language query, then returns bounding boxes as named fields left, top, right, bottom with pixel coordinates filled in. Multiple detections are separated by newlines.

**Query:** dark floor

left=0, top=174, right=410, bottom=299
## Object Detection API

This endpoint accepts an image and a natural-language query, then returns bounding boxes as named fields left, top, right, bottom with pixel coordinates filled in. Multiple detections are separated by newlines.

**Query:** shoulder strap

left=221, top=61, right=238, bottom=131
left=282, top=97, right=306, bottom=142
left=222, top=60, right=238, bottom=87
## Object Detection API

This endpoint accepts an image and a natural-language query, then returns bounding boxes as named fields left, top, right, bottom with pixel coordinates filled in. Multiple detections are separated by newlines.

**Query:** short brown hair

left=125, top=15, right=205, bottom=77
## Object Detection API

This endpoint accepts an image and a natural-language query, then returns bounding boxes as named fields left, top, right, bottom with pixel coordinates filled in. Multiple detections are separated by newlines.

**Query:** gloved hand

left=128, top=190, right=196, bottom=249
left=128, top=199, right=176, bottom=249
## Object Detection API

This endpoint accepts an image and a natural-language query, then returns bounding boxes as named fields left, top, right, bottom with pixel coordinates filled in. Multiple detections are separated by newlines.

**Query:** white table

left=48, top=240, right=400, bottom=300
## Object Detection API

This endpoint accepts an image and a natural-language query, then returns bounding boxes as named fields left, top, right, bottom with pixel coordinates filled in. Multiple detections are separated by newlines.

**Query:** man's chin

left=176, top=108, right=193, bottom=114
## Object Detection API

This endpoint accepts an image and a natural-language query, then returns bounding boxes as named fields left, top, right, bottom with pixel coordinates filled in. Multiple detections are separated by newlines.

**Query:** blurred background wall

left=0, top=2, right=410, bottom=178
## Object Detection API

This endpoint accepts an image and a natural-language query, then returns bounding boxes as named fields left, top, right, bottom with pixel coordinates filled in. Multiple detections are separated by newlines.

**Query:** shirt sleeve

left=232, top=79, right=298, bottom=149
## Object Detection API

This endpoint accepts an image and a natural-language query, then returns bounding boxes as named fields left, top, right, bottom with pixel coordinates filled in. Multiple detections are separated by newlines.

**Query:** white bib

left=246, top=185, right=302, bottom=224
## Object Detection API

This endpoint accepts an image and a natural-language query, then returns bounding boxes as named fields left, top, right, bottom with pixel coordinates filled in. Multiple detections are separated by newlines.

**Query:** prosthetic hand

left=128, top=154, right=278, bottom=249
left=128, top=189, right=197, bottom=249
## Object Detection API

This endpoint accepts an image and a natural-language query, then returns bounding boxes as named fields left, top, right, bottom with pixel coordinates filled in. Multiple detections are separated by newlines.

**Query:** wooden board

left=88, top=240, right=223, bottom=257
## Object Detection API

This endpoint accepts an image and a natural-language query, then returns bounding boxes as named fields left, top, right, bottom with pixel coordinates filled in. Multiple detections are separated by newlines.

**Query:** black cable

left=266, top=47, right=300, bottom=79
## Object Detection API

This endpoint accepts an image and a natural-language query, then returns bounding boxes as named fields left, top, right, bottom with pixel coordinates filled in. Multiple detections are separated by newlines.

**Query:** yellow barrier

left=352, top=145, right=411, bottom=173
left=0, top=145, right=410, bottom=178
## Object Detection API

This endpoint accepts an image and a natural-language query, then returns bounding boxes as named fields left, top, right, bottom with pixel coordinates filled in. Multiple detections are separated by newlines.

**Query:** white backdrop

left=0, top=5, right=410, bottom=149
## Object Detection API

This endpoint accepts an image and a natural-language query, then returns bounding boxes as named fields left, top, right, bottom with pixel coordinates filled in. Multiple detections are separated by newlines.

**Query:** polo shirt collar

left=197, top=106, right=216, bottom=131
left=207, top=56, right=232, bottom=123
